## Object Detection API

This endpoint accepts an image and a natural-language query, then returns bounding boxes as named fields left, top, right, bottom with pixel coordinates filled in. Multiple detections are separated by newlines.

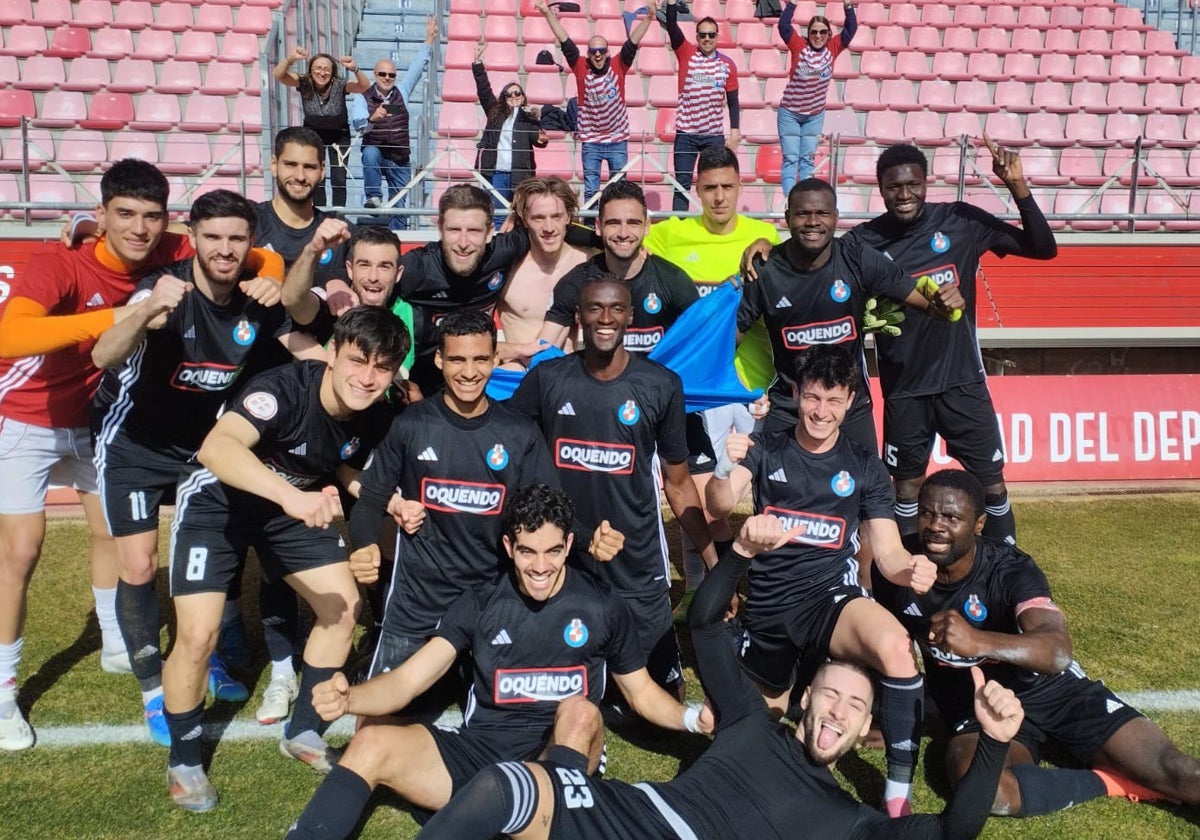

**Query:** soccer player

left=284, top=484, right=711, bottom=840
left=738, top=178, right=963, bottom=450
left=705, top=344, right=938, bottom=816
left=528, top=179, right=698, bottom=358
left=534, top=0, right=656, bottom=203
left=509, top=277, right=718, bottom=698
left=873, top=469, right=1200, bottom=817
left=160, top=307, right=406, bottom=811
left=90, top=189, right=317, bottom=744
left=416, top=513, right=1024, bottom=840
left=661, top=0, right=740, bottom=212
left=0, top=160, right=191, bottom=751
left=842, top=139, right=1057, bottom=545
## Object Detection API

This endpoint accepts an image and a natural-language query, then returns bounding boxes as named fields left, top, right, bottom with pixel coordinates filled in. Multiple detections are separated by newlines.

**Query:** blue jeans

left=362, top=144, right=411, bottom=231
left=672, top=132, right=725, bottom=211
left=778, top=107, right=825, bottom=199
left=490, top=170, right=512, bottom=231
left=581, top=140, right=628, bottom=203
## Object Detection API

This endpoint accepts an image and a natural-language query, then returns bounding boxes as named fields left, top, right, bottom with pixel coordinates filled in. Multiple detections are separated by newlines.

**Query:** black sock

left=879, top=674, right=924, bottom=785
left=166, top=700, right=205, bottom=769
left=117, top=579, right=162, bottom=692
left=714, top=538, right=734, bottom=558
left=260, top=578, right=300, bottom=663
left=284, top=765, right=373, bottom=840
left=286, top=661, right=339, bottom=739
left=982, top=491, right=1017, bottom=545
left=417, top=762, right=540, bottom=839
left=894, top=499, right=919, bottom=538
left=1010, top=764, right=1106, bottom=816
left=544, top=744, right=589, bottom=773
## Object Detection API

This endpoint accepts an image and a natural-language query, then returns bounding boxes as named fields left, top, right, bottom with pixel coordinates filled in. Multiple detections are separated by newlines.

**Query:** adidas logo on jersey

left=557, top=402, right=577, bottom=416
left=992, top=449, right=1004, bottom=462
left=86, top=292, right=105, bottom=308
left=491, top=629, right=512, bottom=646
left=288, top=443, right=308, bottom=456
left=768, top=468, right=788, bottom=483
left=432, top=290, right=449, bottom=299
left=694, top=453, right=712, bottom=465
left=903, top=603, right=923, bottom=617
left=183, top=326, right=196, bottom=339
left=1106, top=699, right=1124, bottom=714
left=417, top=447, right=438, bottom=461
left=775, top=296, right=792, bottom=308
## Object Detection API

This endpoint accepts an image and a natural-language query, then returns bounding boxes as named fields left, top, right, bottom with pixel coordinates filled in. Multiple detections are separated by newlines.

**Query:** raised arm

left=471, top=44, right=498, bottom=113
left=861, top=517, right=937, bottom=594
left=282, top=217, right=352, bottom=326
left=399, top=19, right=438, bottom=101
left=340, top=55, right=371, bottom=94
left=273, top=46, right=309, bottom=87
left=704, top=431, right=755, bottom=518
left=536, top=0, right=573, bottom=49
left=628, top=0, right=657, bottom=46
left=91, top=275, right=191, bottom=369
left=981, top=133, right=1058, bottom=260
left=664, top=0, right=686, bottom=50
left=779, top=0, right=802, bottom=48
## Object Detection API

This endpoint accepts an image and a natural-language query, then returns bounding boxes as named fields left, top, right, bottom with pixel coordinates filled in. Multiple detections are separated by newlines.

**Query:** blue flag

left=486, top=344, right=566, bottom=401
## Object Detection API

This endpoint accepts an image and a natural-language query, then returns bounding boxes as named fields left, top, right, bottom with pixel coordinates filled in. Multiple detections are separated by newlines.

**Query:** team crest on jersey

left=555, top=439, right=636, bottom=474
left=930, top=231, right=950, bottom=253
left=494, top=666, right=587, bottom=704
left=319, top=248, right=334, bottom=265
left=819, top=64, right=833, bottom=80
left=242, top=391, right=278, bottom=420
left=762, top=506, right=847, bottom=549
left=422, top=478, right=506, bottom=514
left=829, top=279, right=850, bottom=303
left=486, top=271, right=505, bottom=291
left=964, top=594, right=988, bottom=623
left=564, top=618, right=589, bottom=648
left=233, top=319, right=256, bottom=346
left=617, top=399, right=641, bottom=426
left=643, top=292, right=662, bottom=314
left=831, top=470, right=855, bottom=497
left=487, top=443, right=510, bottom=469
left=340, top=437, right=360, bottom=460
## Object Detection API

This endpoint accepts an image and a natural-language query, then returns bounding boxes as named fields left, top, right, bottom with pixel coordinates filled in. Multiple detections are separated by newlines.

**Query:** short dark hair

left=331, top=305, right=411, bottom=371
left=100, top=159, right=169, bottom=210
left=786, top=177, right=837, bottom=208
left=502, top=484, right=575, bottom=542
left=876, top=144, right=929, bottom=185
left=438, top=184, right=494, bottom=224
left=792, top=344, right=858, bottom=392
left=921, top=469, right=987, bottom=521
left=697, top=144, right=739, bottom=177
left=579, top=272, right=630, bottom=306
left=697, top=15, right=719, bottom=32
left=597, top=179, right=646, bottom=218
left=273, top=126, right=325, bottom=159
left=347, top=225, right=400, bottom=262
left=188, top=189, right=258, bottom=234
left=435, top=308, right=497, bottom=351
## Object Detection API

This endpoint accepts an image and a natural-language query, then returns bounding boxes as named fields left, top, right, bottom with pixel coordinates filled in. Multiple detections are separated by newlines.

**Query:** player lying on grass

left=417, top=512, right=1022, bottom=839
left=873, top=468, right=1200, bottom=816
left=284, top=483, right=712, bottom=840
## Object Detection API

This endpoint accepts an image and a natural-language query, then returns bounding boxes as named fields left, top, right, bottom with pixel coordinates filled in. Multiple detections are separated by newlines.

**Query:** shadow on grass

left=21, top=611, right=102, bottom=715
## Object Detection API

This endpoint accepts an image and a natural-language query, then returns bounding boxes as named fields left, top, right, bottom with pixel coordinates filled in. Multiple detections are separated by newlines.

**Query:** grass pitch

left=3, top=495, right=1200, bottom=839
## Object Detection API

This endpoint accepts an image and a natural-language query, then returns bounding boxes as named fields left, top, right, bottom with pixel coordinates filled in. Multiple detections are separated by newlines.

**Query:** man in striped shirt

left=536, top=0, right=656, bottom=203
left=662, top=0, right=740, bottom=212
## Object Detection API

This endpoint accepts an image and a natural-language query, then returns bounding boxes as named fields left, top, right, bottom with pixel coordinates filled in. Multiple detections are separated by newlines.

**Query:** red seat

left=920, top=3, right=952, bottom=26
left=889, top=2, right=921, bottom=26
left=1, top=127, right=52, bottom=170
left=157, top=60, right=202, bottom=95
left=0, top=0, right=32, bottom=26
left=152, top=2, right=196, bottom=31
left=976, top=29, right=1011, bottom=55
left=1021, top=149, right=1068, bottom=186
left=1043, top=29, right=1081, bottom=56
left=1042, top=53, right=1080, bottom=84
left=2, top=26, right=48, bottom=58
left=1009, top=29, right=1044, bottom=56
left=1143, top=54, right=1183, bottom=84
left=1110, top=54, right=1149, bottom=85
left=983, top=112, right=1029, bottom=147
left=1104, top=113, right=1143, bottom=148
left=90, top=28, right=136, bottom=60
left=32, top=0, right=71, bottom=26
left=444, top=41, right=476, bottom=70
left=842, top=78, right=883, bottom=111
left=114, top=1, right=155, bottom=28
left=966, top=52, right=1003, bottom=83
left=1110, top=30, right=1147, bottom=56
left=624, top=148, right=665, bottom=184
left=1002, top=53, right=1039, bottom=84
left=63, top=56, right=111, bottom=92
left=873, top=25, right=907, bottom=52
left=437, top=102, right=481, bottom=138
left=904, top=110, right=949, bottom=145
left=953, top=3, right=985, bottom=25
left=56, top=130, right=108, bottom=172
left=918, top=79, right=957, bottom=113
left=907, top=27, right=941, bottom=52
left=195, top=6, right=235, bottom=33
left=75, top=0, right=115, bottom=27
left=942, top=111, right=983, bottom=140
left=201, top=62, right=248, bottom=96
left=932, top=145, right=981, bottom=186
left=229, top=96, right=263, bottom=133
left=738, top=78, right=766, bottom=110
left=647, top=75, right=677, bottom=108
left=160, top=134, right=212, bottom=174
left=1024, top=113, right=1070, bottom=147
left=1049, top=6, right=1083, bottom=28
left=1155, top=192, right=1200, bottom=232
left=32, top=90, right=86, bottom=128
left=517, top=15, right=555, bottom=44
left=0, top=56, right=17, bottom=90
left=220, top=33, right=262, bottom=64
left=180, top=95, right=229, bottom=133
left=993, top=81, right=1034, bottom=114
left=133, top=29, right=176, bottom=61
left=107, top=59, right=157, bottom=94
left=1064, top=113, right=1109, bottom=148
left=1071, top=80, right=1116, bottom=115
left=1078, top=30, right=1116, bottom=57
left=894, top=51, right=934, bottom=81
left=864, top=110, right=907, bottom=145
left=525, top=71, right=565, bottom=106
left=110, top=132, right=161, bottom=165
left=15, top=56, right=65, bottom=91
left=738, top=109, right=776, bottom=144
left=655, top=108, right=677, bottom=143
left=931, top=52, right=969, bottom=82
left=130, top=94, right=182, bottom=131
left=823, top=107, right=863, bottom=141
left=1102, top=148, right=1150, bottom=186
left=0, top=90, right=36, bottom=127
left=177, top=31, right=220, bottom=63
left=638, top=47, right=676, bottom=77
left=749, top=48, right=788, bottom=79
left=1107, top=82, right=1150, bottom=116
left=1144, top=114, right=1183, bottom=146
left=1058, top=147, right=1106, bottom=186
left=985, top=4, right=1017, bottom=26
left=212, top=134, right=262, bottom=175
left=878, top=79, right=920, bottom=112
left=47, top=26, right=91, bottom=59
left=738, top=23, right=775, bottom=50
left=81, top=92, right=135, bottom=130
left=941, top=30, right=975, bottom=54
left=25, top=174, right=78, bottom=220
left=439, top=69, right=476, bottom=104
left=1081, top=6, right=1116, bottom=29
left=233, top=6, right=274, bottom=34
left=955, top=80, right=997, bottom=113
left=840, top=146, right=881, bottom=185
left=1074, top=54, right=1113, bottom=85
left=1016, top=5, right=1048, bottom=27
left=754, top=145, right=782, bottom=184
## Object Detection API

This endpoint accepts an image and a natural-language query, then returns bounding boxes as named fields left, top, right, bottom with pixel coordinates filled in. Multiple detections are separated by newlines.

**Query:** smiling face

left=309, top=56, right=335, bottom=89
left=435, top=331, right=495, bottom=406
left=797, top=662, right=874, bottom=766
left=347, top=241, right=401, bottom=308
left=324, top=341, right=398, bottom=416
left=598, top=197, right=646, bottom=262
left=587, top=37, right=610, bottom=70
left=373, top=60, right=397, bottom=93
left=96, top=196, right=167, bottom=267
left=522, top=193, right=570, bottom=256
left=190, top=216, right=252, bottom=290
left=918, top=484, right=986, bottom=570
left=504, top=521, right=573, bottom=601
left=806, top=18, right=832, bottom=50
left=438, top=207, right=492, bottom=277
left=785, top=188, right=838, bottom=261
left=879, top=162, right=928, bottom=225
left=271, top=141, right=324, bottom=206
left=578, top=281, right=631, bottom=354
left=792, top=377, right=852, bottom=449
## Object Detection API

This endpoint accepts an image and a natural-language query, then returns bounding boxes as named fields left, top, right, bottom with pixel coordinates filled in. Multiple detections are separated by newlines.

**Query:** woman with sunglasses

left=274, top=47, right=371, bottom=208
left=776, top=0, right=857, bottom=197
left=472, top=42, right=550, bottom=229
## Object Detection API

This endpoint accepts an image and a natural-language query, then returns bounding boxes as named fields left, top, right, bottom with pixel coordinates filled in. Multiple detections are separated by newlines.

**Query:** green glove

left=862, top=296, right=906, bottom=337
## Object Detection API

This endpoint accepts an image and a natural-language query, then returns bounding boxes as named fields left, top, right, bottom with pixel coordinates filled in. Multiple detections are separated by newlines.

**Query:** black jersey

left=845, top=198, right=1056, bottom=398
left=873, top=537, right=1079, bottom=726
left=177, top=360, right=392, bottom=521
left=253, top=200, right=350, bottom=287
left=435, top=569, right=644, bottom=733
left=544, top=254, right=699, bottom=354
left=740, top=430, right=894, bottom=618
left=350, top=397, right=558, bottom=637
left=507, top=353, right=689, bottom=598
left=93, top=259, right=293, bottom=457
left=736, top=238, right=912, bottom=417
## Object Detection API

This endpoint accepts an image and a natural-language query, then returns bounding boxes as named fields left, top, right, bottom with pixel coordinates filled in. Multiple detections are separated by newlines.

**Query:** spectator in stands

left=776, top=0, right=856, bottom=197
left=362, top=17, right=439, bottom=231
left=661, top=0, right=741, bottom=212
left=535, top=0, right=657, bottom=203
left=472, top=42, right=551, bottom=230
left=274, top=48, right=370, bottom=209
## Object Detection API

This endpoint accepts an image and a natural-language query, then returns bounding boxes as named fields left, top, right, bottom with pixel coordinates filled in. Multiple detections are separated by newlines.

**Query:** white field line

left=13, top=692, right=1200, bottom=750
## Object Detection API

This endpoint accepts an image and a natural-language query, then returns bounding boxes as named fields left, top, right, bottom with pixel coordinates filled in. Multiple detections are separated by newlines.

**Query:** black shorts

left=951, top=673, right=1144, bottom=765
left=740, top=582, right=865, bottom=692
left=95, top=432, right=189, bottom=537
left=762, top=399, right=879, bottom=455
left=546, top=769, right=685, bottom=840
left=426, top=723, right=549, bottom=794
left=623, top=590, right=683, bottom=696
left=169, top=508, right=347, bottom=597
left=883, top=381, right=1006, bottom=485
left=685, top=412, right=717, bottom=475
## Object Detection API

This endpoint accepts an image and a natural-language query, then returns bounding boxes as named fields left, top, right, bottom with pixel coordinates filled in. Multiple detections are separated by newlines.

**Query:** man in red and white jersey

left=535, top=0, right=656, bottom=203
left=661, top=0, right=740, bottom=212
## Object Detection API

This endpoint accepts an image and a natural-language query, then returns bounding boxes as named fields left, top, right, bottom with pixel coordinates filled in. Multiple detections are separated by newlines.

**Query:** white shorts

left=0, top=416, right=98, bottom=515
left=701, top=403, right=759, bottom=463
